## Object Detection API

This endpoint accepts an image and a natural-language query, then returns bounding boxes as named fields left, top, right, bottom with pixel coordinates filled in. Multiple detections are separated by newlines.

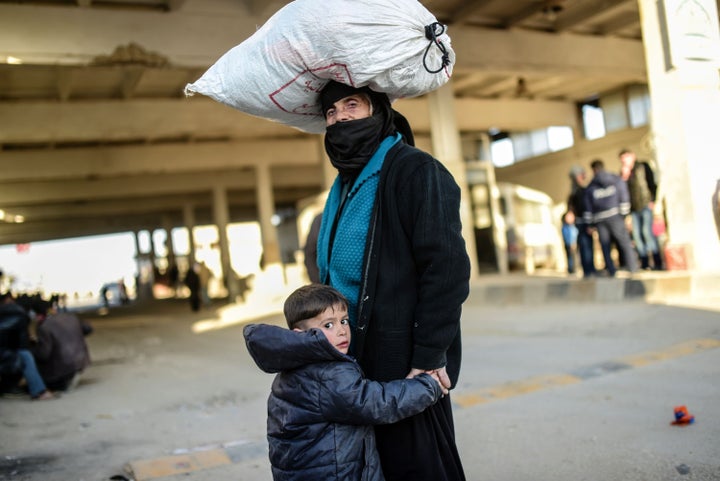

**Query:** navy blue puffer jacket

left=243, top=323, right=442, bottom=481
left=0, top=303, right=31, bottom=376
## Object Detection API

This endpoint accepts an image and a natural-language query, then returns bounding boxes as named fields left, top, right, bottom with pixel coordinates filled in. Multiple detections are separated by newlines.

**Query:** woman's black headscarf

left=320, top=81, right=414, bottom=180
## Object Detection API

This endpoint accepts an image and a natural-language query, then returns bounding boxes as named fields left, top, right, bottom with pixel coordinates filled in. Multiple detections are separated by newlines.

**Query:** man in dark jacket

left=315, top=80, right=471, bottom=481
left=31, top=300, right=92, bottom=391
left=567, top=165, right=597, bottom=277
left=584, top=159, right=638, bottom=276
left=244, top=284, right=443, bottom=481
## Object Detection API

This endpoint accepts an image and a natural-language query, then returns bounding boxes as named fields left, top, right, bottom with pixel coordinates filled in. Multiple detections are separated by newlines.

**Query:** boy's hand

left=407, top=367, right=450, bottom=395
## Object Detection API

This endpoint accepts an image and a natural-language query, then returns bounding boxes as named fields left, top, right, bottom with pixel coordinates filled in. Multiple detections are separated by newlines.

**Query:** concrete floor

left=1, top=277, right=719, bottom=481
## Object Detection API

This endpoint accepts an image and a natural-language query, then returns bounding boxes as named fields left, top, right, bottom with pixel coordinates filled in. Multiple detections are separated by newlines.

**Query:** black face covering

left=320, top=81, right=414, bottom=180
left=324, top=115, right=386, bottom=180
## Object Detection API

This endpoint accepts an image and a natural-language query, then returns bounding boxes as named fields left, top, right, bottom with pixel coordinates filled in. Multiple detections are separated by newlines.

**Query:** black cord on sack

left=423, top=22, right=451, bottom=74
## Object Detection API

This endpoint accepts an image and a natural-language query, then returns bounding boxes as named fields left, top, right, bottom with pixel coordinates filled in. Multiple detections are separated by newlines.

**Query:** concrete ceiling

left=0, top=0, right=706, bottom=246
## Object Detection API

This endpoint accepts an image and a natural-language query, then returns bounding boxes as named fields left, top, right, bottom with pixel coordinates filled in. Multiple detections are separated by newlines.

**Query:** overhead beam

left=395, top=96, right=579, bottom=132
left=0, top=167, right=321, bottom=206
left=600, top=16, right=641, bottom=35
left=166, top=0, right=187, bottom=12
left=0, top=98, right=299, bottom=144
left=554, top=0, right=631, bottom=32
left=9, top=187, right=317, bottom=221
left=10, top=195, right=215, bottom=221
left=449, top=25, right=646, bottom=79
left=0, top=95, right=580, bottom=149
left=0, top=139, right=321, bottom=182
left=450, top=0, right=496, bottom=24
left=503, top=3, right=547, bottom=28
left=0, top=207, right=256, bottom=246
left=0, top=3, right=262, bottom=66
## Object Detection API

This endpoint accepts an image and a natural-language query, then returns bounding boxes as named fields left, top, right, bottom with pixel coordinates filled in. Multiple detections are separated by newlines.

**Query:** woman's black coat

left=353, top=142, right=471, bottom=386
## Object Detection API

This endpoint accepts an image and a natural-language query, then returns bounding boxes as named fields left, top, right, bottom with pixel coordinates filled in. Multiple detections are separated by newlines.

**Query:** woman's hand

left=407, top=367, right=450, bottom=395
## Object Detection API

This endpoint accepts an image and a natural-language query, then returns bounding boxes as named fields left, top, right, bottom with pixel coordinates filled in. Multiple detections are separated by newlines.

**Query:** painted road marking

left=126, top=440, right=267, bottom=480
left=453, top=338, right=720, bottom=409
left=128, top=449, right=231, bottom=480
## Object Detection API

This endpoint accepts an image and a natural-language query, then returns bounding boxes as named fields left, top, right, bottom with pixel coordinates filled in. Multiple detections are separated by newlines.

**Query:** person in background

left=584, top=159, right=638, bottom=276
left=30, top=300, right=92, bottom=392
left=0, top=292, right=56, bottom=400
left=243, top=284, right=444, bottom=481
left=303, top=213, right=323, bottom=283
left=197, top=261, right=213, bottom=307
left=561, top=210, right=579, bottom=275
left=183, top=264, right=201, bottom=312
left=316, top=80, right=470, bottom=481
left=567, top=165, right=597, bottom=278
left=618, top=148, right=663, bottom=270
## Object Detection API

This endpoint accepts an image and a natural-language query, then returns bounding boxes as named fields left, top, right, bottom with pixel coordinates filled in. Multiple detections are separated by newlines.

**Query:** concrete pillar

left=132, top=230, right=142, bottom=273
left=478, top=132, right=492, bottom=162
left=638, top=0, right=720, bottom=272
left=478, top=132, right=509, bottom=275
left=212, top=185, right=239, bottom=300
left=182, top=203, right=196, bottom=263
left=134, top=230, right=154, bottom=300
left=148, top=229, right=157, bottom=264
left=255, top=163, right=281, bottom=266
left=427, top=83, right=479, bottom=278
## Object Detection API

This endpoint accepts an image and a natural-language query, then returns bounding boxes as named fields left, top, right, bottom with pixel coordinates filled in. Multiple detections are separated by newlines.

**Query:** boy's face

left=295, top=304, right=351, bottom=354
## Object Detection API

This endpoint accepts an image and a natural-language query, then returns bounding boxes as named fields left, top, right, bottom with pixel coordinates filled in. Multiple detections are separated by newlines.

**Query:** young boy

left=561, top=210, right=579, bottom=275
left=243, top=284, right=444, bottom=481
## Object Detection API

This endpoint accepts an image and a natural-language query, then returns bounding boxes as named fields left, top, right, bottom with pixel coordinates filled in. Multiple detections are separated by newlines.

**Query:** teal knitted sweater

left=317, top=134, right=401, bottom=328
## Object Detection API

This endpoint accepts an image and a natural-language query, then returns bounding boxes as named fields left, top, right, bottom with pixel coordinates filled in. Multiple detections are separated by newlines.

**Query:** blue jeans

left=17, top=349, right=48, bottom=397
left=630, top=207, right=658, bottom=257
left=564, top=244, right=576, bottom=274
left=575, top=223, right=596, bottom=277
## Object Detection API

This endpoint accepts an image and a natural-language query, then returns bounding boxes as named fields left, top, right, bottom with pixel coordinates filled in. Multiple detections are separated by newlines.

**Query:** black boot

left=640, top=255, right=650, bottom=270
left=652, top=252, right=664, bottom=270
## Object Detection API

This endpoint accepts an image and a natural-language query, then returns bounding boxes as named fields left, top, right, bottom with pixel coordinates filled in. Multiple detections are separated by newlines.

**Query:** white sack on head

left=184, top=0, right=454, bottom=134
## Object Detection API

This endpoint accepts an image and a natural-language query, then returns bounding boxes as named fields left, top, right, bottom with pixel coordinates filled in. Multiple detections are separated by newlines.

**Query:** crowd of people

left=563, top=148, right=664, bottom=277
left=0, top=290, right=92, bottom=401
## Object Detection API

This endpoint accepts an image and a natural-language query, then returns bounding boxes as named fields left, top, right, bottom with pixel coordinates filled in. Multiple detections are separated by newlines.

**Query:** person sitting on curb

left=0, top=292, right=56, bottom=400
left=30, top=300, right=92, bottom=392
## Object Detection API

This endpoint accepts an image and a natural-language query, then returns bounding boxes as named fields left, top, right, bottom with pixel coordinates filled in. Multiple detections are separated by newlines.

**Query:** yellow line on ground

left=454, top=338, right=720, bottom=409
left=127, top=449, right=232, bottom=481
left=454, top=373, right=581, bottom=408
left=617, top=338, right=720, bottom=367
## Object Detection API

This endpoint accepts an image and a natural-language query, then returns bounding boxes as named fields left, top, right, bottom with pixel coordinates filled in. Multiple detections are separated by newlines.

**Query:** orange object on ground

left=671, top=405, right=695, bottom=425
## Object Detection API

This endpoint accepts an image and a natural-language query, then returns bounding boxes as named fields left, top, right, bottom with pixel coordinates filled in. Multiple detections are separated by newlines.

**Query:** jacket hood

left=592, top=170, right=618, bottom=188
left=243, top=323, right=349, bottom=373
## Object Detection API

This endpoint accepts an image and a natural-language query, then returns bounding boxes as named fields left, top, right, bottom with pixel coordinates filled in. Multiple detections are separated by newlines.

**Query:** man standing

left=315, top=80, right=471, bottom=481
left=619, top=148, right=663, bottom=270
left=584, top=159, right=638, bottom=276
left=567, top=165, right=597, bottom=278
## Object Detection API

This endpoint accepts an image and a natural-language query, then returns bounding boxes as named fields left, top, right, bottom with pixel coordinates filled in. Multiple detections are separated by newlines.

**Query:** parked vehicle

left=469, top=174, right=563, bottom=272
left=496, top=182, right=563, bottom=271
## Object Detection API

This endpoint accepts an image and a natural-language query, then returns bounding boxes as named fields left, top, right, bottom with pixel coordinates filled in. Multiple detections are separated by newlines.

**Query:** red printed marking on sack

left=269, top=63, right=353, bottom=116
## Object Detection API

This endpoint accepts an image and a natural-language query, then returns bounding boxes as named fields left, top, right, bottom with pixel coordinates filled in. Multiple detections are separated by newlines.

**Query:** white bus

left=468, top=163, right=563, bottom=273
